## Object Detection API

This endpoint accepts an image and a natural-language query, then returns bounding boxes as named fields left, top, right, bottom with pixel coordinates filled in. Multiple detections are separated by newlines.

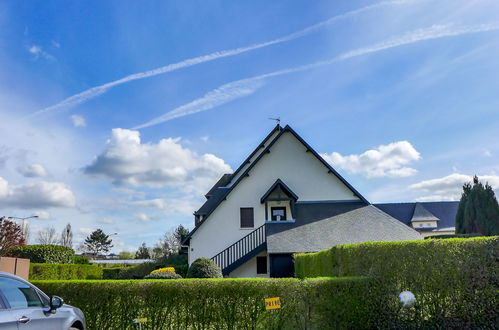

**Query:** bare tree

left=60, top=223, right=73, bottom=248
left=37, top=226, right=57, bottom=245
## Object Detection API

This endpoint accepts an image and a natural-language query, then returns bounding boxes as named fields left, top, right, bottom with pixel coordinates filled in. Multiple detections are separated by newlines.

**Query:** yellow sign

left=133, top=318, right=148, bottom=323
left=265, top=297, right=281, bottom=310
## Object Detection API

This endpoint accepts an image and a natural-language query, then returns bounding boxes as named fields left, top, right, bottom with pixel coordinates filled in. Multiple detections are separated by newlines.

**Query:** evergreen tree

left=135, top=243, right=151, bottom=259
left=83, top=229, right=113, bottom=256
left=455, top=176, right=499, bottom=235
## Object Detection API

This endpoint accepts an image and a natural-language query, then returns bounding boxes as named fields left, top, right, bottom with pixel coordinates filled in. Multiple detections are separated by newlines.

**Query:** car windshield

left=0, top=277, right=44, bottom=309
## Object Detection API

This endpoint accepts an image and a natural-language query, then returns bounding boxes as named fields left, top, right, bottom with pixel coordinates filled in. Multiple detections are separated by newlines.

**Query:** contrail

left=133, top=23, right=499, bottom=130
left=30, top=0, right=415, bottom=117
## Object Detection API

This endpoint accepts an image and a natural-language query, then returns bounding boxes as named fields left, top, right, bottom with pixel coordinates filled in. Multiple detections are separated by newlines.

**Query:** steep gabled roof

left=260, top=179, right=298, bottom=203
left=411, top=203, right=439, bottom=222
left=205, top=174, right=232, bottom=199
left=184, top=124, right=369, bottom=243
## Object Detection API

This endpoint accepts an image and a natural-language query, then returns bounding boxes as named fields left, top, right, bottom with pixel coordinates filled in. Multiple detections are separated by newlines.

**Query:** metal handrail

left=211, top=224, right=266, bottom=272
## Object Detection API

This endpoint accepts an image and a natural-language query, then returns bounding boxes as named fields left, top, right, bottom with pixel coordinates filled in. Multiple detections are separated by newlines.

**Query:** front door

left=269, top=254, right=294, bottom=277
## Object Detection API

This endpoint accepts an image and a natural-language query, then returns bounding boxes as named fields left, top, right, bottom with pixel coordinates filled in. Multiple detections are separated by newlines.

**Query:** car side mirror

left=49, top=296, right=64, bottom=313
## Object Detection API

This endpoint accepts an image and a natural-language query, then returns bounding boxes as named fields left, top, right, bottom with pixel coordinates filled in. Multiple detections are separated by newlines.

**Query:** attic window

left=271, top=207, right=287, bottom=221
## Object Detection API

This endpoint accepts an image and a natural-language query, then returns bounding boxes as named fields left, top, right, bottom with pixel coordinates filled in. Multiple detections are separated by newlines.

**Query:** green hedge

left=30, top=263, right=103, bottom=280
left=295, top=237, right=499, bottom=328
left=102, top=262, right=158, bottom=279
left=9, top=244, right=74, bottom=264
left=33, top=277, right=384, bottom=330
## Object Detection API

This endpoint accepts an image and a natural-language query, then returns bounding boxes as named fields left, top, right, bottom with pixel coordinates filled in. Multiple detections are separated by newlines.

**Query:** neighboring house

left=375, top=201, right=458, bottom=238
left=182, top=124, right=454, bottom=278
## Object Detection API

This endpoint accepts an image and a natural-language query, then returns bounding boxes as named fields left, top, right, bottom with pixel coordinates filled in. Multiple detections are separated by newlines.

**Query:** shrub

left=144, top=272, right=182, bottom=279
left=150, top=267, right=175, bottom=274
left=33, top=277, right=382, bottom=330
left=186, top=258, right=222, bottom=278
left=30, top=263, right=103, bottom=280
left=295, top=236, right=499, bottom=328
left=73, top=255, right=90, bottom=264
left=102, top=262, right=158, bottom=279
left=9, top=244, right=74, bottom=264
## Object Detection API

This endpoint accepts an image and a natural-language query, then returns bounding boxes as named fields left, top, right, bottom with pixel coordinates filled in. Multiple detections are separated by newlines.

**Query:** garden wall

left=34, top=277, right=384, bottom=330
left=295, top=236, right=499, bottom=328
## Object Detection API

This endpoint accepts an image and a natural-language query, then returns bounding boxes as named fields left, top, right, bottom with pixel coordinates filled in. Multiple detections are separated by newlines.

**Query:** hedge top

left=9, top=244, right=75, bottom=264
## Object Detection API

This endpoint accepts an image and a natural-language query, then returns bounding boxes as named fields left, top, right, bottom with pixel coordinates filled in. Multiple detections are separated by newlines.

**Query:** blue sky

left=1, top=0, right=498, bottom=252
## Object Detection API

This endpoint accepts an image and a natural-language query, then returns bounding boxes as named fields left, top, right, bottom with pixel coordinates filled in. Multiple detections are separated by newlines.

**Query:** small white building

left=183, top=124, right=454, bottom=278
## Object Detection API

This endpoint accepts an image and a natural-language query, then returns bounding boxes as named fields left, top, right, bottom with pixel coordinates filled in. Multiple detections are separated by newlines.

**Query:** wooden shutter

left=240, top=207, right=254, bottom=228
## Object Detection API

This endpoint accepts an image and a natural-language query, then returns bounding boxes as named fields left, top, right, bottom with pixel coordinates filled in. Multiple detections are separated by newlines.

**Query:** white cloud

left=71, top=115, right=86, bottom=127
left=84, top=129, right=231, bottom=194
left=134, top=23, right=499, bottom=129
left=409, top=173, right=499, bottom=201
left=97, top=217, right=115, bottom=225
left=28, top=45, right=54, bottom=60
left=132, top=198, right=199, bottom=216
left=483, top=149, right=492, bottom=157
left=30, top=0, right=413, bottom=117
left=322, top=141, right=420, bottom=178
left=33, top=210, right=50, bottom=219
left=0, top=176, right=76, bottom=208
left=200, top=136, right=209, bottom=142
left=17, top=163, right=48, bottom=178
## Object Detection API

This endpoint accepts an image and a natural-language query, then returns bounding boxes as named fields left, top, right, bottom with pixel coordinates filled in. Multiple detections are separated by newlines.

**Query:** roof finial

left=269, top=117, right=281, bottom=127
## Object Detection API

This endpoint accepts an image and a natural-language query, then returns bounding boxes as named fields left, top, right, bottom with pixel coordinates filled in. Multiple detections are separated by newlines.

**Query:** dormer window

left=261, top=179, right=298, bottom=222
left=271, top=207, right=287, bottom=221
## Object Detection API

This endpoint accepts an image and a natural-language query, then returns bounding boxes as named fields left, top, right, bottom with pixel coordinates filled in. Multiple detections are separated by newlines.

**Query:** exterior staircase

left=211, top=224, right=266, bottom=275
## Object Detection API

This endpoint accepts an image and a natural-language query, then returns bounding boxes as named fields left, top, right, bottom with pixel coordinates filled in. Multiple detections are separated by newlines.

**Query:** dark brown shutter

left=240, top=207, right=254, bottom=228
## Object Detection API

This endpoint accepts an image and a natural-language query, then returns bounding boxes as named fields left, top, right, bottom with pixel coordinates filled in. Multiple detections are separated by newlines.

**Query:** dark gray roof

left=411, top=203, right=439, bottom=222
left=205, top=174, right=232, bottom=198
left=374, top=201, right=459, bottom=231
left=195, top=187, right=230, bottom=216
left=266, top=202, right=422, bottom=253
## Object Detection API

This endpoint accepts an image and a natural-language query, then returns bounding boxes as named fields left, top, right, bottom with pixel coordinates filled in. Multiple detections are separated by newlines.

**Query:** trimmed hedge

left=9, top=244, right=74, bottom=264
left=295, top=237, right=499, bottom=328
left=30, top=263, right=103, bottom=280
left=102, top=262, right=157, bottom=280
left=33, top=277, right=384, bottom=330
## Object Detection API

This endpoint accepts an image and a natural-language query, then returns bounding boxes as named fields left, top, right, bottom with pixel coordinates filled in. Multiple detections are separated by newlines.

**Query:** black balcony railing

left=212, top=224, right=266, bottom=275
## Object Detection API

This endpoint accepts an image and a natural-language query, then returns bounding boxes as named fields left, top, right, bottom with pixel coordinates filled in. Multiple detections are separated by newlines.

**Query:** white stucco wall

left=228, top=251, right=269, bottom=278
left=229, top=129, right=281, bottom=186
left=189, top=131, right=359, bottom=265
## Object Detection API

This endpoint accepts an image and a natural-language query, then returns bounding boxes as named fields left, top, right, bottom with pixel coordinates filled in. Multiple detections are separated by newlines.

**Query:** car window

left=0, top=277, right=44, bottom=309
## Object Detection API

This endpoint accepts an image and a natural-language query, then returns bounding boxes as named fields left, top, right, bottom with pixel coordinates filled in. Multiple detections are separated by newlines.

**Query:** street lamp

left=6, top=215, right=39, bottom=242
left=7, top=215, right=39, bottom=221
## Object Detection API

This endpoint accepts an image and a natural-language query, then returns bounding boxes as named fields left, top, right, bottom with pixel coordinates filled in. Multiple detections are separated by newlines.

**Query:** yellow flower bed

left=150, top=267, right=175, bottom=275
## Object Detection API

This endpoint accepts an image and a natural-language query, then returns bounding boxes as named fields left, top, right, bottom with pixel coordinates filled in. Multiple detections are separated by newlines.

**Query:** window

left=257, top=256, right=267, bottom=274
left=0, top=277, right=44, bottom=309
left=240, top=207, right=254, bottom=228
left=271, top=207, right=287, bottom=221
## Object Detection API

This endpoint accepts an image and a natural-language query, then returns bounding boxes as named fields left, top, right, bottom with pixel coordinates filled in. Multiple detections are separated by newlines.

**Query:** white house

left=183, top=124, right=456, bottom=277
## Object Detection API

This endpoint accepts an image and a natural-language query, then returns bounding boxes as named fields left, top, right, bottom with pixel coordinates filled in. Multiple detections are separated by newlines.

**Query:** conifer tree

left=456, top=176, right=499, bottom=235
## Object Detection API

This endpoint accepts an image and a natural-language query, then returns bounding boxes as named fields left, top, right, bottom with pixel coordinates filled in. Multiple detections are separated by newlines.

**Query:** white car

left=0, top=272, right=85, bottom=330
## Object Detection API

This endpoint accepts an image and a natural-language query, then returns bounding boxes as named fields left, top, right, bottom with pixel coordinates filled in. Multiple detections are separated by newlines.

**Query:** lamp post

left=6, top=215, right=39, bottom=242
